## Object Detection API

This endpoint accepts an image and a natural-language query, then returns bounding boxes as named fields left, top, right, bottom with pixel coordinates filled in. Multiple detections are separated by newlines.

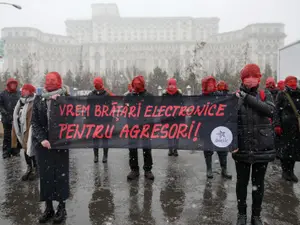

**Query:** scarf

left=42, top=86, right=69, bottom=125
left=41, top=86, right=68, bottom=100
left=13, top=95, right=35, bottom=148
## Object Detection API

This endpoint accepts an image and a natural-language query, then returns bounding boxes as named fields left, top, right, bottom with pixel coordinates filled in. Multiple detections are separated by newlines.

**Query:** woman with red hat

left=0, top=78, right=21, bottom=158
left=233, top=64, right=275, bottom=225
left=274, top=75, right=300, bottom=183
left=88, top=77, right=112, bottom=163
left=31, top=72, right=70, bottom=224
left=265, top=77, right=279, bottom=100
left=125, top=75, right=154, bottom=180
left=201, top=76, right=232, bottom=180
left=162, top=78, right=183, bottom=157
left=12, top=84, right=37, bottom=181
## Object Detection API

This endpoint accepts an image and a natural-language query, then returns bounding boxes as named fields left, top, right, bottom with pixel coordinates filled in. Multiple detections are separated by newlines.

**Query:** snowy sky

left=0, top=0, right=299, bottom=44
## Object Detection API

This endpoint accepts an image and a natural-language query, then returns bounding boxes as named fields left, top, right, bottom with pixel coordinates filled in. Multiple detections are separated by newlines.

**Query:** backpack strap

left=284, top=91, right=300, bottom=132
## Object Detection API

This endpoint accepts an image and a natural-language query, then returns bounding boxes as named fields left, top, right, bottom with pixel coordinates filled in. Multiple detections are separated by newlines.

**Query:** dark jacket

left=232, top=85, right=276, bottom=164
left=161, top=90, right=184, bottom=124
left=0, top=90, right=20, bottom=124
left=274, top=87, right=300, bottom=161
left=265, top=88, right=279, bottom=101
left=31, top=95, right=69, bottom=201
left=87, top=89, right=112, bottom=133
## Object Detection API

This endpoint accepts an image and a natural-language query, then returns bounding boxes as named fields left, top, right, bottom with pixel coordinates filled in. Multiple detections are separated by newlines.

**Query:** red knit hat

left=93, top=77, right=104, bottom=90
left=22, top=84, right=36, bottom=95
left=240, top=64, right=262, bottom=81
left=285, top=75, right=297, bottom=84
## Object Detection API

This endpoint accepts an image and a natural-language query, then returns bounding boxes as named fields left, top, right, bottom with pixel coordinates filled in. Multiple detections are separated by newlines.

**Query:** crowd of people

left=0, top=63, right=299, bottom=225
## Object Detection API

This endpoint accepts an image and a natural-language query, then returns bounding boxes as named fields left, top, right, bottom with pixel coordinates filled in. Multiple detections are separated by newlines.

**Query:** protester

left=32, top=72, right=70, bottom=224
left=0, top=78, right=21, bottom=159
left=125, top=75, right=154, bottom=180
left=233, top=64, right=276, bottom=225
left=88, top=77, right=111, bottom=163
left=217, top=80, right=229, bottom=94
left=200, top=76, right=232, bottom=179
left=277, top=80, right=285, bottom=91
left=275, top=75, right=300, bottom=183
left=162, top=78, right=183, bottom=157
left=12, top=84, right=37, bottom=181
left=265, top=77, right=278, bottom=100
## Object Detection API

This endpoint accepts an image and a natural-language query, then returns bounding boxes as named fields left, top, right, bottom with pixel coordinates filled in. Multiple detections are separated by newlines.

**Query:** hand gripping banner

left=48, top=95, right=238, bottom=151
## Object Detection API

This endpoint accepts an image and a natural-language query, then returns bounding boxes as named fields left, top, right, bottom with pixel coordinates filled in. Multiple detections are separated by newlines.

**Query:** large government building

left=1, top=3, right=286, bottom=83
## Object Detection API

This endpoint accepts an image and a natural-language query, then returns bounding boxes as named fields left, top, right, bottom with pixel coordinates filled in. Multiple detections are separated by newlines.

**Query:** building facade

left=1, top=3, right=285, bottom=84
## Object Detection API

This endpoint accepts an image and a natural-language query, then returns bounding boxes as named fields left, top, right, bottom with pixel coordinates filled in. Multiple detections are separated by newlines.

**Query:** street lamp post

left=0, top=2, right=22, bottom=9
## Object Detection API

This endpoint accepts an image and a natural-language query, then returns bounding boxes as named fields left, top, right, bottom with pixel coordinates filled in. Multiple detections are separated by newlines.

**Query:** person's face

left=9, top=83, right=17, bottom=90
left=45, top=75, right=59, bottom=91
left=206, top=80, right=215, bottom=91
left=243, top=76, right=260, bottom=88
left=21, top=89, right=30, bottom=97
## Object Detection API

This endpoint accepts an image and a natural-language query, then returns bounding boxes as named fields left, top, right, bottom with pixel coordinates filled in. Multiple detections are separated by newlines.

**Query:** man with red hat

left=233, top=64, right=275, bottom=225
left=217, top=80, right=229, bottom=95
left=125, top=75, right=154, bottom=180
left=0, top=78, right=21, bottom=158
left=162, top=78, right=183, bottom=157
left=277, top=80, right=285, bottom=91
left=275, top=75, right=300, bottom=183
left=12, top=84, right=37, bottom=181
left=88, top=77, right=111, bottom=163
left=200, top=76, right=232, bottom=180
left=265, top=77, right=279, bottom=100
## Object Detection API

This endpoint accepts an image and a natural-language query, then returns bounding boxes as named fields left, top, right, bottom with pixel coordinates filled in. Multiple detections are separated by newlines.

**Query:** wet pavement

left=0, top=146, right=300, bottom=225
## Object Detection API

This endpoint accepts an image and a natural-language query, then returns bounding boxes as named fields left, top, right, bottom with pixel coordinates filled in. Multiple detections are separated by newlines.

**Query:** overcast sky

left=0, top=0, right=299, bottom=44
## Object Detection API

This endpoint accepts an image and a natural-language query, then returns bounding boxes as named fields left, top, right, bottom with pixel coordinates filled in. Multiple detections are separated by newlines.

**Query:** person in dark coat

left=125, top=75, right=154, bottom=180
left=233, top=64, right=276, bottom=225
left=217, top=80, right=229, bottom=95
left=31, top=72, right=70, bottom=224
left=162, top=78, right=183, bottom=157
left=277, top=80, right=285, bottom=91
left=201, top=76, right=232, bottom=180
left=265, top=77, right=279, bottom=101
left=12, top=84, right=37, bottom=181
left=0, top=78, right=21, bottom=158
left=275, top=75, right=300, bottom=183
left=88, top=77, right=111, bottom=164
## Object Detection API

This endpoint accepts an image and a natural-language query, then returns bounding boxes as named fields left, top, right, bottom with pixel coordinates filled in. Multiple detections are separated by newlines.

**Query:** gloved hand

left=235, top=91, right=247, bottom=99
left=275, top=126, right=283, bottom=136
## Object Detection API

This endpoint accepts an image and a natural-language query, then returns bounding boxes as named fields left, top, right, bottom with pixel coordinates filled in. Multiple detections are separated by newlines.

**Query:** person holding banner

left=11, top=84, right=37, bottom=181
left=233, top=64, right=276, bottom=225
left=275, top=75, right=300, bottom=183
left=201, top=76, right=232, bottom=180
left=125, top=75, right=154, bottom=180
left=31, top=72, right=70, bottom=224
left=162, top=78, right=183, bottom=157
left=88, top=77, right=111, bottom=163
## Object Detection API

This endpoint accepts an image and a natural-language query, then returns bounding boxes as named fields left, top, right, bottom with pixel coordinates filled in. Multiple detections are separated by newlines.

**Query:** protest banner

left=49, top=95, right=238, bottom=151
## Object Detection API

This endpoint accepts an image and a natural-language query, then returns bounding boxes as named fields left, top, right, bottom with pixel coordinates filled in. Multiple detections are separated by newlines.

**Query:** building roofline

left=1, top=27, right=70, bottom=39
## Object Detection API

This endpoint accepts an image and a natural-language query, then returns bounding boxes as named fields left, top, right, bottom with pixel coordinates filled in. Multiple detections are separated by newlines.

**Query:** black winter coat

left=265, top=88, right=279, bottom=101
left=161, top=90, right=184, bottom=124
left=232, top=85, right=276, bottom=164
left=274, top=87, right=300, bottom=161
left=0, top=90, right=20, bottom=124
left=87, top=89, right=111, bottom=124
left=31, top=95, right=69, bottom=201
